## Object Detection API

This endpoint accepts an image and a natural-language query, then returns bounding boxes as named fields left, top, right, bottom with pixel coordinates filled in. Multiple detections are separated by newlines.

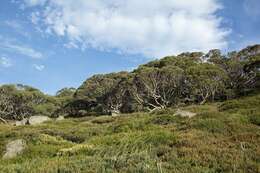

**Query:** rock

left=56, top=116, right=65, bottom=121
left=2, top=139, right=26, bottom=159
left=15, top=119, right=28, bottom=126
left=174, top=110, right=197, bottom=118
left=28, top=116, right=51, bottom=125
left=57, top=144, right=94, bottom=156
left=111, top=110, right=120, bottom=117
left=111, top=113, right=120, bottom=117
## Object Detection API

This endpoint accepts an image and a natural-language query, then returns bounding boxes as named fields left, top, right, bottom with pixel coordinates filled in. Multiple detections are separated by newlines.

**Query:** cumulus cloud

left=24, top=0, right=229, bottom=57
left=33, top=64, right=45, bottom=71
left=0, top=57, right=12, bottom=68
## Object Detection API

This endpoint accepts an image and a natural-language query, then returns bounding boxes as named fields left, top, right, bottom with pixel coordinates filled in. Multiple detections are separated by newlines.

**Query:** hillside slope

left=0, top=93, right=259, bottom=173
left=1, top=45, right=259, bottom=121
left=65, top=44, right=260, bottom=117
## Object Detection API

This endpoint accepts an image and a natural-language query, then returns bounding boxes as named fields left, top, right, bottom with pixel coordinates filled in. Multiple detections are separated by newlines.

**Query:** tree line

left=1, top=45, right=259, bottom=121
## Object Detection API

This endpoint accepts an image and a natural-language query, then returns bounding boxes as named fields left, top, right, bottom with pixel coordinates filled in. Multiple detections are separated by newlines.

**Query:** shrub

left=91, top=116, right=114, bottom=124
left=219, top=100, right=244, bottom=112
left=150, top=108, right=176, bottom=115
left=193, top=118, right=228, bottom=134
left=219, top=94, right=260, bottom=113
left=151, top=115, right=177, bottom=125
left=249, top=113, right=260, bottom=126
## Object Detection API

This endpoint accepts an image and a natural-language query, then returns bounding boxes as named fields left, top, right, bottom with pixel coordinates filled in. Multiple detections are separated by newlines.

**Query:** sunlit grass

left=0, top=94, right=260, bottom=173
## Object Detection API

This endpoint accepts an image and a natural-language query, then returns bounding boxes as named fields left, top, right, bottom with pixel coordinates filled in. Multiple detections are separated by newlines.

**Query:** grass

left=0, top=94, right=260, bottom=173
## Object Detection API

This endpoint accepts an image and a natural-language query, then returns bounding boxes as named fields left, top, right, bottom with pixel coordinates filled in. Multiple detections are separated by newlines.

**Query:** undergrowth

left=0, top=94, right=259, bottom=173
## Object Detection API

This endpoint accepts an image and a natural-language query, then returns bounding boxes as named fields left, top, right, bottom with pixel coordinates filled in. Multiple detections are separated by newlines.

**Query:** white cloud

left=0, top=57, right=12, bottom=68
left=0, top=37, right=43, bottom=59
left=24, top=0, right=47, bottom=7
left=4, top=20, right=31, bottom=38
left=64, top=41, right=79, bottom=49
left=5, top=20, right=22, bottom=30
left=4, top=44, right=43, bottom=59
left=30, top=12, right=40, bottom=25
left=33, top=64, right=45, bottom=71
left=24, top=0, right=229, bottom=57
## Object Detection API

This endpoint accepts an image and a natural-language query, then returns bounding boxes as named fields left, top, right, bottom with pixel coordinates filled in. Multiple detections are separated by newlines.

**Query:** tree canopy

left=1, top=45, right=259, bottom=120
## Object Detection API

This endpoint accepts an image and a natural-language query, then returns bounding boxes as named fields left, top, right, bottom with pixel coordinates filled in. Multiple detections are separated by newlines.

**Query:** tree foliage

left=62, top=44, right=260, bottom=116
left=186, top=63, right=228, bottom=104
left=132, top=66, right=184, bottom=111
left=0, top=84, right=60, bottom=120
left=1, top=45, right=259, bottom=119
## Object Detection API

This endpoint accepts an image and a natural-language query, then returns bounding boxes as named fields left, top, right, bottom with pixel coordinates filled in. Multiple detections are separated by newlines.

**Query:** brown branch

left=0, top=117, right=7, bottom=124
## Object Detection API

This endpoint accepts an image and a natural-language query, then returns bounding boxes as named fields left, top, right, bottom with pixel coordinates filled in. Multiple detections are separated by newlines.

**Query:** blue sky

left=0, top=0, right=259, bottom=95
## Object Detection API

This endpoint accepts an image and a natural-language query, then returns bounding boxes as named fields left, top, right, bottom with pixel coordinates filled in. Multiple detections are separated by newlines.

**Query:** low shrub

left=219, top=94, right=260, bottom=113
left=249, top=113, right=260, bottom=126
left=192, top=118, right=228, bottom=134
left=150, top=108, right=176, bottom=115
left=91, top=116, right=114, bottom=124
left=150, top=114, right=177, bottom=125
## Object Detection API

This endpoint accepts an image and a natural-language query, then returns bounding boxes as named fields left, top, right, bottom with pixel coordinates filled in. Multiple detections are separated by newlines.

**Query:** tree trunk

left=0, top=117, right=7, bottom=124
left=200, top=99, right=207, bottom=105
left=149, top=106, right=163, bottom=113
left=200, top=92, right=209, bottom=105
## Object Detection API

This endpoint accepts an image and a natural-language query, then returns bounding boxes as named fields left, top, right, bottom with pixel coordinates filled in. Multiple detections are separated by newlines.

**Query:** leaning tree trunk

left=0, top=117, right=7, bottom=124
left=200, top=92, right=210, bottom=105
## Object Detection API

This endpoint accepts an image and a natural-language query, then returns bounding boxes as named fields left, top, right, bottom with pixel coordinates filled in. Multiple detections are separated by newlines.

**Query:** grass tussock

left=0, top=94, right=260, bottom=173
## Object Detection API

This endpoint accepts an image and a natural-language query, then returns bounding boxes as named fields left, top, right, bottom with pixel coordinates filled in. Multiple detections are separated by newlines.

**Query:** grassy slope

left=0, top=94, right=260, bottom=173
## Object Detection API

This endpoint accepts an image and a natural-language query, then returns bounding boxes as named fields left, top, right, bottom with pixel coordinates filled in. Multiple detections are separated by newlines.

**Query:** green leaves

left=64, top=45, right=260, bottom=116
left=0, top=84, right=59, bottom=120
left=2, top=45, right=259, bottom=119
left=186, top=63, right=228, bottom=104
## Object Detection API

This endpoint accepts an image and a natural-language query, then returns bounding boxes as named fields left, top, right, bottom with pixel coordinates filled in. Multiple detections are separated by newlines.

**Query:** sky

left=0, top=0, right=259, bottom=95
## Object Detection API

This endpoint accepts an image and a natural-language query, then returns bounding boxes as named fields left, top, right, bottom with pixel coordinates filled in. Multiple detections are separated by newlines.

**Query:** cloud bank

left=24, top=0, right=229, bottom=57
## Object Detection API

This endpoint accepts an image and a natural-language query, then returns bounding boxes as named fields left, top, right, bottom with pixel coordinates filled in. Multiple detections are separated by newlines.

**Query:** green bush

left=91, top=116, right=115, bottom=124
left=33, top=103, right=59, bottom=117
left=219, top=94, right=260, bottom=113
left=219, top=100, right=245, bottom=112
left=0, top=92, right=259, bottom=173
left=150, top=115, right=177, bottom=125
left=150, top=108, right=176, bottom=115
left=193, top=118, right=228, bottom=134
left=249, top=113, right=260, bottom=126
